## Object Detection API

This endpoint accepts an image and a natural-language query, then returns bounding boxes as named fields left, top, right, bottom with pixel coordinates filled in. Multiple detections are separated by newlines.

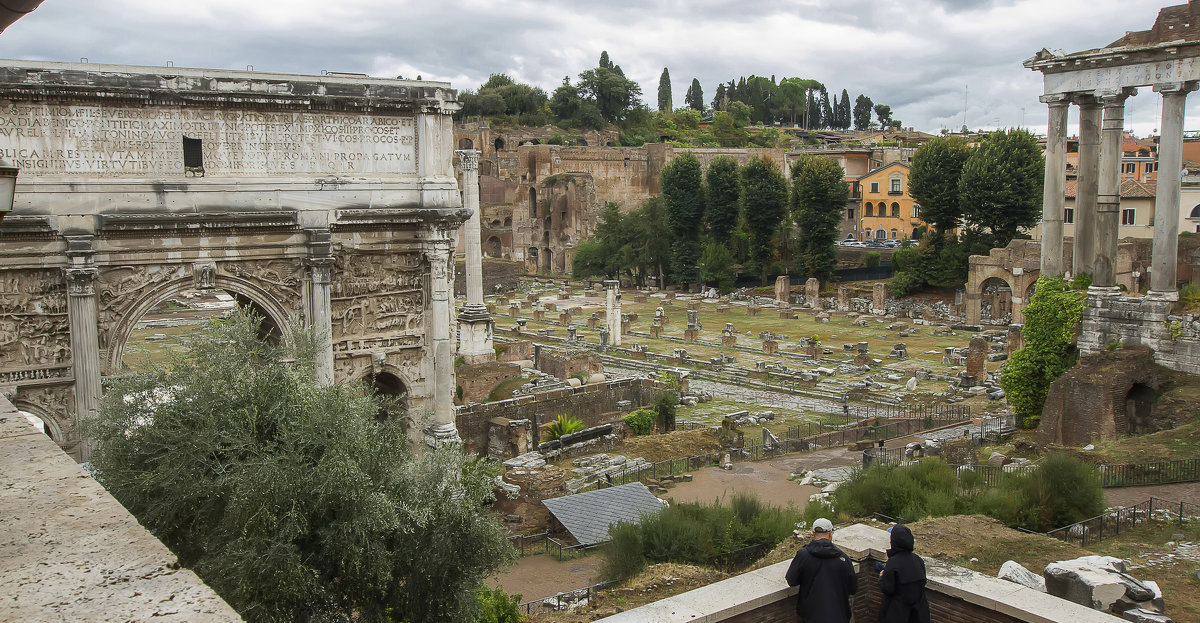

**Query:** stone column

left=1093, top=88, right=1135, bottom=291
left=65, top=236, right=100, bottom=461
left=1149, top=82, right=1197, bottom=298
left=1073, top=95, right=1102, bottom=279
left=604, top=280, right=621, bottom=346
left=1039, top=95, right=1070, bottom=276
left=424, top=242, right=461, bottom=447
left=305, top=228, right=335, bottom=385
left=455, top=149, right=495, bottom=363
left=416, top=104, right=458, bottom=209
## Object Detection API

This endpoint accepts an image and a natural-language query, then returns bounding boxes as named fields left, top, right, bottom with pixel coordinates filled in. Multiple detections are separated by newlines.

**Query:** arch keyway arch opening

left=979, top=276, right=1013, bottom=324
left=110, top=281, right=290, bottom=374
left=366, top=371, right=409, bottom=423
left=1124, top=382, right=1155, bottom=433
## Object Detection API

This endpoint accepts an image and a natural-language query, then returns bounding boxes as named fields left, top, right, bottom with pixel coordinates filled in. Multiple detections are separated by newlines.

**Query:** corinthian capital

left=65, top=267, right=98, bottom=296
left=455, top=149, right=481, bottom=171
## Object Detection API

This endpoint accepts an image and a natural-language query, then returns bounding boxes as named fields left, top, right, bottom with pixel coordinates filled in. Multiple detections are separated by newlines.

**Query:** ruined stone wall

left=454, top=377, right=662, bottom=454
left=1078, top=295, right=1200, bottom=375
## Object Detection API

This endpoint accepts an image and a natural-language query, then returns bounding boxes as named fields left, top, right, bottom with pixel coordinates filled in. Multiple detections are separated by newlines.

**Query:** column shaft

left=1150, top=83, right=1196, bottom=296
left=604, top=280, right=621, bottom=347
left=64, top=235, right=100, bottom=461
left=426, top=243, right=461, bottom=446
left=1074, top=99, right=1102, bottom=278
left=1040, top=97, right=1069, bottom=276
left=459, top=150, right=485, bottom=307
left=306, top=229, right=335, bottom=385
left=1093, top=91, right=1131, bottom=290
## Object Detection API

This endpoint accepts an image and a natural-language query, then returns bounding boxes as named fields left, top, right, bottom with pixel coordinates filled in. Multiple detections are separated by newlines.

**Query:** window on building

left=876, top=228, right=886, bottom=239
left=182, top=136, right=204, bottom=175
left=912, top=205, right=920, bottom=219
left=1145, top=162, right=1153, bottom=173
left=865, top=202, right=873, bottom=217
left=1122, top=208, right=1136, bottom=225
left=1064, top=206, right=1074, bottom=224
left=891, top=203, right=900, bottom=217
left=870, top=182, right=879, bottom=193
left=847, top=208, right=855, bottom=220
left=1124, top=163, right=1136, bottom=174
left=891, top=229, right=898, bottom=239
left=889, top=174, right=902, bottom=194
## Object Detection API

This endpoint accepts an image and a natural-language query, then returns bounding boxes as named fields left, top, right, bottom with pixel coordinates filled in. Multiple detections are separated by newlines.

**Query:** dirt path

left=489, top=553, right=606, bottom=602
left=661, top=447, right=859, bottom=507
left=1104, top=482, right=1200, bottom=507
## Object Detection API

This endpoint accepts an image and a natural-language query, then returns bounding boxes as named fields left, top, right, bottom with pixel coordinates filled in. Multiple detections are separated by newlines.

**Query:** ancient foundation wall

left=0, top=395, right=243, bottom=622
left=454, top=377, right=664, bottom=455
left=1078, top=295, right=1200, bottom=375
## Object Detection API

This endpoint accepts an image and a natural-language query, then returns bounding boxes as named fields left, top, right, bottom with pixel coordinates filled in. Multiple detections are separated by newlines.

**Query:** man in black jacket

left=785, top=518, right=858, bottom=623
left=876, top=524, right=931, bottom=623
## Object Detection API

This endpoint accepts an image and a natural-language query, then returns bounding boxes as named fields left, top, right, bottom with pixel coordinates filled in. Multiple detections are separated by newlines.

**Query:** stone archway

left=365, top=369, right=410, bottom=423
left=979, top=276, right=1013, bottom=324
left=485, top=236, right=502, bottom=258
left=16, top=402, right=64, bottom=444
left=102, top=272, right=295, bottom=375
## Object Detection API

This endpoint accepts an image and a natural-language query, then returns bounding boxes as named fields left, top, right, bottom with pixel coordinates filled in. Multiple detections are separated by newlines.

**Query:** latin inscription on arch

left=0, top=103, right=417, bottom=176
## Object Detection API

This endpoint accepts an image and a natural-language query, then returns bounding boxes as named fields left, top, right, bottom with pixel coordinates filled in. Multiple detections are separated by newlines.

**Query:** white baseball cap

left=812, top=518, right=834, bottom=533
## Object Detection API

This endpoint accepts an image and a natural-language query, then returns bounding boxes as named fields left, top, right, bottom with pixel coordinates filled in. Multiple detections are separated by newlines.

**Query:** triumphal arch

left=0, top=60, right=467, bottom=459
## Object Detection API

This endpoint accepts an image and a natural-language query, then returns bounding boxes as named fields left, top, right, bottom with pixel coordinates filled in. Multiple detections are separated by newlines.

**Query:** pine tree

left=685, top=78, right=705, bottom=111
left=819, top=89, right=833, bottom=130
left=599, top=50, right=612, bottom=69
left=839, top=89, right=851, bottom=129
left=661, top=152, right=706, bottom=284
left=712, top=83, right=728, bottom=111
left=657, top=67, right=672, bottom=112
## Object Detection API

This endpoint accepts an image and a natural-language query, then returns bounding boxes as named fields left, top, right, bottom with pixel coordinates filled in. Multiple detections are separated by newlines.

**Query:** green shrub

left=623, top=408, right=655, bottom=435
left=890, top=245, right=920, bottom=273
left=602, top=493, right=796, bottom=581
left=548, top=134, right=564, bottom=145
left=475, top=585, right=522, bottom=623
left=571, top=372, right=591, bottom=383
left=1000, top=276, right=1085, bottom=427
left=1070, top=272, right=1092, bottom=291
left=983, top=453, right=1104, bottom=531
left=864, top=251, right=881, bottom=268
left=543, top=414, right=585, bottom=441
left=653, top=392, right=677, bottom=431
left=1180, top=282, right=1200, bottom=309
left=888, top=270, right=924, bottom=298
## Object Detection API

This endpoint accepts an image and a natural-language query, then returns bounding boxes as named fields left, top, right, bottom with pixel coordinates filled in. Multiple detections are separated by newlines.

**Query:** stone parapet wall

left=0, top=395, right=243, bottom=622
left=1079, top=295, right=1200, bottom=375
left=595, top=523, right=1123, bottom=623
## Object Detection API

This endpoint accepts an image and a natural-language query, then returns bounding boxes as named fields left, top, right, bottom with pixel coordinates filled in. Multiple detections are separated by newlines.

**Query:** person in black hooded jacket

left=785, top=518, right=858, bottom=623
left=877, top=524, right=931, bottom=623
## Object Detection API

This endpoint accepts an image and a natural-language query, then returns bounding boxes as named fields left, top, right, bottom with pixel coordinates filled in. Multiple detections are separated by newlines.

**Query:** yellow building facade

left=857, top=162, right=924, bottom=241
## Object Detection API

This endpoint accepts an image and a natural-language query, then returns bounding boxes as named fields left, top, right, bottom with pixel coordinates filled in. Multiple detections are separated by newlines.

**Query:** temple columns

left=1073, top=96, right=1102, bottom=279
left=1092, top=88, right=1135, bottom=291
left=1149, top=82, right=1197, bottom=298
left=455, top=149, right=495, bottom=363
left=1039, top=95, right=1070, bottom=276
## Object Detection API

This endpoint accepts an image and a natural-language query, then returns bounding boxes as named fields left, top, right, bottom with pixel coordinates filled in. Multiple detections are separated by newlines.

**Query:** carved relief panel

left=0, top=270, right=70, bottom=370
left=97, top=264, right=189, bottom=351
left=330, top=251, right=425, bottom=352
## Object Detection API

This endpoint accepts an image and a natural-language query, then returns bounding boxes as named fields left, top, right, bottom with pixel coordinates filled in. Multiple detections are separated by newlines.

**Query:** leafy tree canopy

left=908, top=136, right=971, bottom=235
left=958, top=128, right=1045, bottom=249
left=89, top=313, right=514, bottom=623
left=791, top=155, right=850, bottom=285
left=741, top=156, right=788, bottom=283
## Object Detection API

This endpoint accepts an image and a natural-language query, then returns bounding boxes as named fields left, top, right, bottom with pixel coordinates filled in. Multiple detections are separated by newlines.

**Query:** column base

left=424, top=422, right=462, bottom=448
left=457, top=304, right=495, bottom=363
left=1087, top=285, right=1122, bottom=297
left=1145, top=289, right=1180, bottom=302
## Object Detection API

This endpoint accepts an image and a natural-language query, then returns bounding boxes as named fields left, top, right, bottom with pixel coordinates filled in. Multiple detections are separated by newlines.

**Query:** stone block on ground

left=999, top=560, right=1045, bottom=592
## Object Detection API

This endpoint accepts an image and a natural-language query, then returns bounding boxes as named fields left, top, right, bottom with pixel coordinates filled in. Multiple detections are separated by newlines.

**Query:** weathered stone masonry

left=0, top=60, right=469, bottom=456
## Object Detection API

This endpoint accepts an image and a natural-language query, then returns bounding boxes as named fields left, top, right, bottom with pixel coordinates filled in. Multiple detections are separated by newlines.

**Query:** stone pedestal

left=620, top=316, right=631, bottom=335
left=684, top=328, right=699, bottom=343
left=559, top=312, right=571, bottom=324
left=871, top=282, right=887, bottom=315
left=805, top=278, right=820, bottom=307
left=722, top=334, right=737, bottom=348
left=650, top=324, right=663, bottom=338
left=457, top=304, right=495, bottom=365
left=837, top=285, right=850, bottom=312
left=533, top=309, right=545, bottom=321
left=748, top=303, right=761, bottom=316
left=774, top=275, right=790, bottom=303
left=544, top=302, right=557, bottom=312
left=966, top=335, right=988, bottom=380
left=762, top=340, right=778, bottom=355
left=509, top=304, right=520, bottom=317
left=587, top=314, right=600, bottom=330
left=779, top=307, right=794, bottom=319
left=1007, top=324, right=1024, bottom=355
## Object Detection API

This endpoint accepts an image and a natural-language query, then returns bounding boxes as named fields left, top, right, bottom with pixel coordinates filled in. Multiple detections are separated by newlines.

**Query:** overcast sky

left=0, top=0, right=1188, bottom=136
